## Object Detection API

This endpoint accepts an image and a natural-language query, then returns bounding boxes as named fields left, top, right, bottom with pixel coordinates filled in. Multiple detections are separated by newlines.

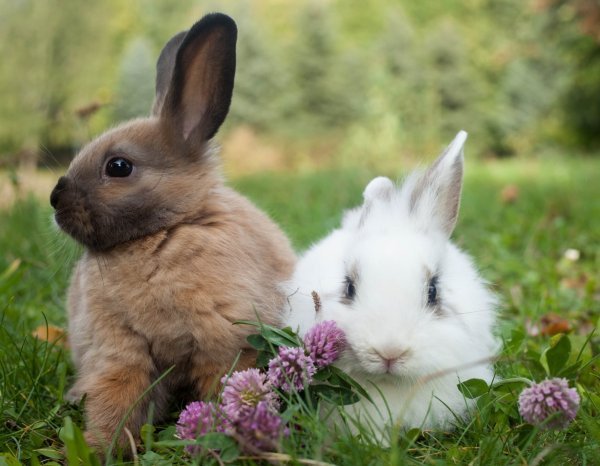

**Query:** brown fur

left=50, top=14, right=296, bottom=451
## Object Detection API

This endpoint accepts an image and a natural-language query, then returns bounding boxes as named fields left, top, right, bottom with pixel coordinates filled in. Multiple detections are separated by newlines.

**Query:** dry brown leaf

left=526, top=313, right=573, bottom=337
left=560, top=273, right=589, bottom=291
left=32, top=325, right=69, bottom=348
left=500, top=184, right=520, bottom=204
left=540, top=313, right=572, bottom=336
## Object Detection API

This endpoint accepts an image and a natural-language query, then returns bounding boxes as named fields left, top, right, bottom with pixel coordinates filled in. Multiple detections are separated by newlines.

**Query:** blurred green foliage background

left=0, top=0, right=599, bottom=172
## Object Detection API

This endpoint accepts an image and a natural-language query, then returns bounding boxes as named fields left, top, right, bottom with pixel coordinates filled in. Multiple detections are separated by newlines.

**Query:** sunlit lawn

left=0, top=154, right=598, bottom=464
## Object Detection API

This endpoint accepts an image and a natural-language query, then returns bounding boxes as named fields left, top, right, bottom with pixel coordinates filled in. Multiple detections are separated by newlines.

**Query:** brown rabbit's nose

left=50, top=176, right=69, bottom=209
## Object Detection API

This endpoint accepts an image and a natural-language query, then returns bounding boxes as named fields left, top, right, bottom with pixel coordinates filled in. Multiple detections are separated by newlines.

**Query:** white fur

left=282, top=131, right=498, bottom=440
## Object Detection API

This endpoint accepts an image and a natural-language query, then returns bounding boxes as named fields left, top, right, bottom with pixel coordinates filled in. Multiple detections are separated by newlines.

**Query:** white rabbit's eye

left=106, top=157, right=133, bottom=177
left=427, top=276, right=439, bottom=306
left=343, top=275, right=356, bottom=302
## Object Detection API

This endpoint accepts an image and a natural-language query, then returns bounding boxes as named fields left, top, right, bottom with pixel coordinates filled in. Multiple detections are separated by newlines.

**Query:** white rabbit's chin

left=340, top=363, right=414, bottom=388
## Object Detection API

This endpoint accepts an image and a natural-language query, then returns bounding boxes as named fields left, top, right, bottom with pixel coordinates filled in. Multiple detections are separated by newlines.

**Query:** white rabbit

left=283, top=131, right=498, bottom=440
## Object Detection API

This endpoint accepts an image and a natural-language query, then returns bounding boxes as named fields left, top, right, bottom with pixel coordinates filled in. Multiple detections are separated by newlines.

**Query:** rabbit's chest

left=147, top=332, right=196, bottom=369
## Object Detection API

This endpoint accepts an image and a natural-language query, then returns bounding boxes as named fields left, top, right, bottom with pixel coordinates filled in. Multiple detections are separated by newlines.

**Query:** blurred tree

left=287, top=2, right=364, bottom=136
left=466, top=0, right=571, bottom=156
left=540, top=0, right=600, bottom=148
left=226, top=8, right=291, bottom=132
left=0, top=0, right=597, bottom=168
left=0, top=0, right=115, bottom=166
left=113, top=38, right=155, bottom=121
left=424, top=20, right=477, bottom=140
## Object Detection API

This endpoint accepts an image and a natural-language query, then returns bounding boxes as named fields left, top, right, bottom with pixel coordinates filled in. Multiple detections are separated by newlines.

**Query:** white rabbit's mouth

left=337, top=344, right=413, bottom=381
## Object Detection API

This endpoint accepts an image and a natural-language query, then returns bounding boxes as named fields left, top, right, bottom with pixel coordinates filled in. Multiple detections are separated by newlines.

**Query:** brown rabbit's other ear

left=156, top=13, right=237, bottom=144
left=152, top=30, right=187, bottom=116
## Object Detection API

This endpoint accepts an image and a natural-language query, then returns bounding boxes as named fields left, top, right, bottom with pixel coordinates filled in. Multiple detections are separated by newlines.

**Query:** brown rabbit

left=49, top=13, right=295, bottom=451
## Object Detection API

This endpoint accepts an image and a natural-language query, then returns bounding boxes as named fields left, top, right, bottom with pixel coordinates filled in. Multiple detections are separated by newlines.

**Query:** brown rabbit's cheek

left=56, top=176, right=181, bottom=251
left=85, top=191, right=177, bottom=251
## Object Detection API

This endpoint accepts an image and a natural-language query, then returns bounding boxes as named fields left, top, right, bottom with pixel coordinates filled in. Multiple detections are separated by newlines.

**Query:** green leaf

left=397, top=427, right=422, bottom=450
left=58, top=416, right=100, bottom=466
left=58, top=416, right=78, bottom=466
left=246, top=333, right=270, bottom=351
left=504, top=328, right=525, bottom=354
left=312, top=383, right=360, bottom=405
left=256, top=350, right=273, bottom=368
left=33, top=448, right=63, bottom=460
left=313, top=366, right=334, bottom=381
left=0, top=258, right=21, bottom=281
left=152, top=440, right=192, bottom=448
left=55, top=361, right=67, bottom=402
left=280, top=326, right=299, bottom=337
left=140, top=451, right=170, bottom=466
left=328, top=366, right=373, bottom=403
left=0, top=453, right=23, bottom=466
left=154, top=434, right=241, bottom=461
left=157, top=425, right=176, bottom=441
left=141, top=423, right=155, bottom=450
left=457, top=378, right=489, bottom=399
left=261, top=327, right=301, bottom=348
left=280, top=404, right=301, bottom=422
left=196, top=432, right=239, bottom=452
left=236, top=320, right=301, bottom=347
left=219, top=442, right=241, bottom=463
left=542, top=334, right=571, bottom=376
left=475, top=392, right=493, bottom=411
left=559, top=360, right=582, bottom=379
left=579, top=409, right=600, bottom=441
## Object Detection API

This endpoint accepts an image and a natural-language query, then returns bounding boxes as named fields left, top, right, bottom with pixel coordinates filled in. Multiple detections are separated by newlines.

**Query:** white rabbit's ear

left=409, top=131, right=466, bottom=237
left=363, top=176, right=395, bottom=203
left=358, top=177, right=394, bottom=227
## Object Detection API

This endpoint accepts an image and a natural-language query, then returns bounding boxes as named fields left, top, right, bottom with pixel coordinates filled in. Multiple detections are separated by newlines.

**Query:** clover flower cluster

left=518, top=377, right=580, bottom=430
left=176, top=320, right=346, bottom=454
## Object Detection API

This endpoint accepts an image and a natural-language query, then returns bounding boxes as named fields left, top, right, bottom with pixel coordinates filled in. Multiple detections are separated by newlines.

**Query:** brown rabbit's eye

left=106, top=157, right=133, bottom=177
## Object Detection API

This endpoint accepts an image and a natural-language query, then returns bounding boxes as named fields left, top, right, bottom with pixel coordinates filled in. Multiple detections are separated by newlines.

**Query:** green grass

left=1, top=155, right=599, bottom=465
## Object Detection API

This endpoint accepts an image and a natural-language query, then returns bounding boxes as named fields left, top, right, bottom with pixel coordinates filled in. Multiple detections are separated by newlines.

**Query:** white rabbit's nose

left=373, top=347, right=410, bottom=372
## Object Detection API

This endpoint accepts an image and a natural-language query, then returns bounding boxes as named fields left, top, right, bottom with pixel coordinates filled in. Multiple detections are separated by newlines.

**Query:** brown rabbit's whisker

left=39, top=144, right=63, bottom=175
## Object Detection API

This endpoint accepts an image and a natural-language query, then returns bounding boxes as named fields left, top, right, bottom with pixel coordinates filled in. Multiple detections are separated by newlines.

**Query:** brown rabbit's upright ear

left=158, top=13, right=237, bottom=143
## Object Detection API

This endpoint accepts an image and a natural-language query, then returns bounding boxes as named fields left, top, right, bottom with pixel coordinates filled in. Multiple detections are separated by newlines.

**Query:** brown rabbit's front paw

left=84, top=428, right=137, bottom=458
left=65, top=384, right=85, bottom=404
left=83, top=429, right=107, bottom=454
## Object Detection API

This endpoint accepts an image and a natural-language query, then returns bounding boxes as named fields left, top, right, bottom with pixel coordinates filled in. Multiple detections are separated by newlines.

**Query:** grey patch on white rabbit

left=409, top=132, right=465, bottom=236
left=340, top=263, right=360, bottom=305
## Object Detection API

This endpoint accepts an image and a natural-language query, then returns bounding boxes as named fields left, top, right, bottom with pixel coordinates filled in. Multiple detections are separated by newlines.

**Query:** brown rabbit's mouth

left=51, top=177, right=179, bottom=252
